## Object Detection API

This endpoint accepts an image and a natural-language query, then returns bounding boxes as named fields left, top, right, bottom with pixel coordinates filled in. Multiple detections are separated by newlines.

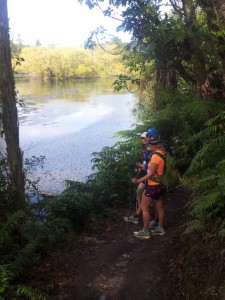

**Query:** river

left=16, top=78, right=137, bottom=194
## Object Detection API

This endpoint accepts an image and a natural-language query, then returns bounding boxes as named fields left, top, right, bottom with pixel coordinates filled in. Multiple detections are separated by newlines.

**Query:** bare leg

left=154, top=205, right=158, bottom=220
left=136, top=182, right=145, bottom=207
left=135, top=182, right=145, bottom=215
left=140, top=194, right=153, bottom=229
left=154, top=197, right=164, bottom=225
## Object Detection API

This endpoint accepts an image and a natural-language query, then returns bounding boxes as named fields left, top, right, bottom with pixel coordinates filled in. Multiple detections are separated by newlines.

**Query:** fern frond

left=23, top=219, right=51, bottom=242
left=187, top=135, right=225, bottom=173
left=0, top=211, right=25, bottom=244
left=218, top=218, right=225, bottom=237
left=16, top=284, right=50, bottom=300
left=52, top=217, right=73, bottom=231
left=186, top=110, right=225, bottom=174
left=192, top=191, right=222, bottom=216
left=13, top=239, right=40, bottom=277
left=190, top=111, right=225, bottom=142
left=183, top=220, right=205, bottom=235
left=218, top=229, right=225, bottom=237
left=205, top=111, right=225, bottom=127
left=191, top=174, right=218, bottom=192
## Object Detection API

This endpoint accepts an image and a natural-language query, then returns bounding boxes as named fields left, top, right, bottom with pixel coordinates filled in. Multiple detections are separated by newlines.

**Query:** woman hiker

left=124, top=128, right=159, bottom=227
left=131, top=135, right=166, bottom=239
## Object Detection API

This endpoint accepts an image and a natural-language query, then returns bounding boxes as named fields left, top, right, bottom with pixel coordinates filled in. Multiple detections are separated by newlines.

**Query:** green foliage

left=14, top=44, right=129, bottom=80
left=134, top=81, right=225, bottom=173
left=52, top=138, right=141, bottom=231
left=0, top=210, right=25, bottom=245
left=82, top=0, right=225, bottom=97
left=113, top=74, right=140, bottom=92
left=0, top=210, right=45, bottom=299
left=186, top=161, right=225, bottom=219
left=0, top=158, right=14, bottom=219
left=53, top=181, right=95, bottom=231
left=182, top=108, right=225, bottom=238
left=0, top=156, right=72, bottom=299
left=16, top=285, right=50, bottom=300
left=0, top=265, right=12, bottom=300
left=187, top=111, right=225, bottom=173
left=10, top=39, right=25, bottom=70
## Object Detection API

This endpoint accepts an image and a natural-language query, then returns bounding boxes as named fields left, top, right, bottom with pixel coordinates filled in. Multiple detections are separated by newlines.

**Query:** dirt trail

left=30, top=187, right=186, bottom=300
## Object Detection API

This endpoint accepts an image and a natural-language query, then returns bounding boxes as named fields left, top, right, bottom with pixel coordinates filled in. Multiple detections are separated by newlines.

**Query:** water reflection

left=19, top=99, right=114, bottom=138
left=16, top=77, right=118, bottom=102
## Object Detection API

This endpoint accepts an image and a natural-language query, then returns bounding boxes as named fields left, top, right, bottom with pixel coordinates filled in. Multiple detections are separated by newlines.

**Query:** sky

left=7, top=0, right=131, bottom=47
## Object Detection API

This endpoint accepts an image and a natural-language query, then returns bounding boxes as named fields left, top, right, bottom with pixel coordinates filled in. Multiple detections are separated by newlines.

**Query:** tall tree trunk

left=0, top=0, right=25, bottom=204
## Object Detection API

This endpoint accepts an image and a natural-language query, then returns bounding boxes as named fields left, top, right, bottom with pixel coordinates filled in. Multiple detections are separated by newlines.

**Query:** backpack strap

left=152, top=151, right=167, bottom=175
left=153, top=151, right=166, bottom=160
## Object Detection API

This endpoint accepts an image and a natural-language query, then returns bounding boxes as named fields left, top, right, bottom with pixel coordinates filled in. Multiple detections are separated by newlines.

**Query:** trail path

left=31, top=188, right=186, bottom=300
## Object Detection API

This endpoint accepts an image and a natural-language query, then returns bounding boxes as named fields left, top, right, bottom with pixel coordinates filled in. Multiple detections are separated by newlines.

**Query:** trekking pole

left=125, top=185, right=137, bottom=236
left=134, top=167, right=141, bottom=212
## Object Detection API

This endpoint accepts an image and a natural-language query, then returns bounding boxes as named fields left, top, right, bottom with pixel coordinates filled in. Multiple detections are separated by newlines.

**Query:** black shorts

left=144, top=184, right=164, bottom=200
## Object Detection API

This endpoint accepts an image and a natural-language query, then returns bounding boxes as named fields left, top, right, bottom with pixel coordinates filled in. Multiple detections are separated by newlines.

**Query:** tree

left=0, top=0, right=25, bottom=204
left=81, top=0, right=225, bottom=98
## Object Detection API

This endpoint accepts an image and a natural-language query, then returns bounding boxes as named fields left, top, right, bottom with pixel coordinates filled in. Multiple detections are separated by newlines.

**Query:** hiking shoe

left=151, top=226, right=165, bottom=236
left=124, top=215, right=139, bottom=224
left=149, top=219, right=157, bottom=229
left=133, top=229, right=150, bottom=240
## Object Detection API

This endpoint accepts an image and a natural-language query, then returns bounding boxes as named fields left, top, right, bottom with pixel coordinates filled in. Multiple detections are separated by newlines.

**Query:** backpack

left=151, top=151, right=180, bottom=190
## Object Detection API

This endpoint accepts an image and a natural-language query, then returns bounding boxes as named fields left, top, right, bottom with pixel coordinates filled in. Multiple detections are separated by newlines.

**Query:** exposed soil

left=25, top=187, right=187, bottom=300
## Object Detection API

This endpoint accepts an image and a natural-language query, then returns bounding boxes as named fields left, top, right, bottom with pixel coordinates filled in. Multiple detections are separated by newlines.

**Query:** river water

left=16, top=78, right=137, bottom=193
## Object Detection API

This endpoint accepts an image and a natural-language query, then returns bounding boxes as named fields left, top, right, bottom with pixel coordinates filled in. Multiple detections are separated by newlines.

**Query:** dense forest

left=0, top=0, right=225, bottom=299
left=11, top=41, right=128, bottom=79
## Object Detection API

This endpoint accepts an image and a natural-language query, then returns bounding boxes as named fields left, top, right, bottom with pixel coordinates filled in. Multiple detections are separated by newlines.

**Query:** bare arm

left=132, top=163, right=158, bottom=184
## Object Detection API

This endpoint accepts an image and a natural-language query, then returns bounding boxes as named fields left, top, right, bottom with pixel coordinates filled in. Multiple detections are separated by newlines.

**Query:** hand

left=131, top=178, right=139, bottom=184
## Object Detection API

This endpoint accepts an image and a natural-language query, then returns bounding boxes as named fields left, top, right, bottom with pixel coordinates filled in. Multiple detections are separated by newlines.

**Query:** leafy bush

left=0, top=156, right=71, bottom=299
left=183, top=111, right=225, bottom=239
left=46, top=138, right=142, bottom=232
left=0, top=210, right=48, bottom=299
